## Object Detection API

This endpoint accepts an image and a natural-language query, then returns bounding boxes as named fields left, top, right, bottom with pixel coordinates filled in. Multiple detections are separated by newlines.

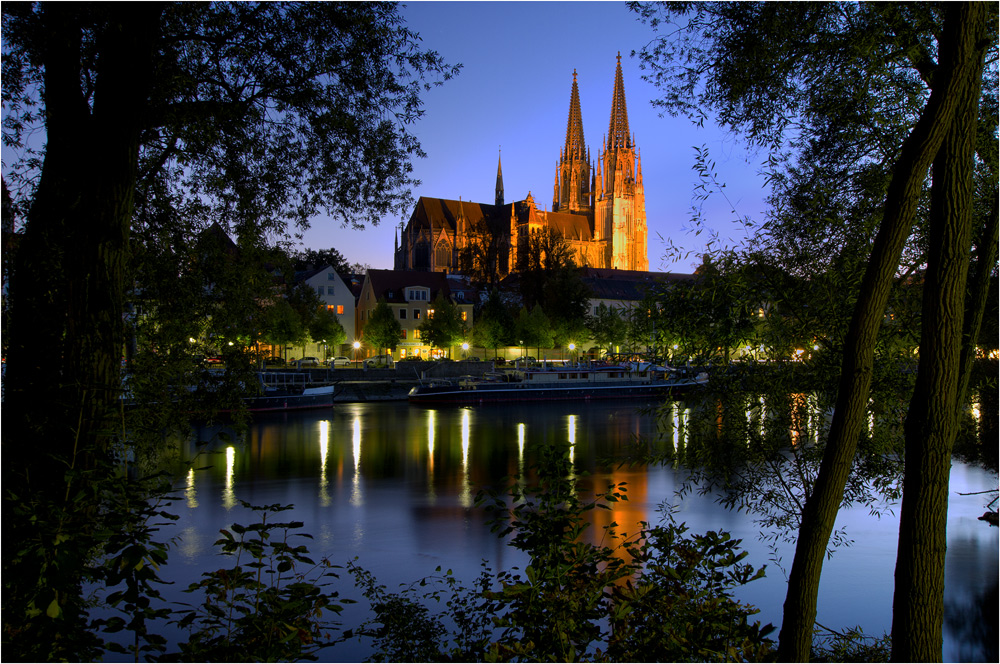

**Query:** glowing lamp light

left=353, top=341, right=361, bottom=350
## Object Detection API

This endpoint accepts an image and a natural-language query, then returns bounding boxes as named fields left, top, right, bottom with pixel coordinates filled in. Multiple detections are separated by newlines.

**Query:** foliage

left=89, top=470, right=180, bottom=661
left=294, top=247, right=351, bottom=273
left=513, top=305, right=554, bottom=356
left=263, top=299, right=308, bottom=351
left=810, top=625, right=892, bottom=663
left=419, top=293, right=466, bottom=355
left=472, top=290, right=514, bottom=357
left=363, top=299, right=402, bottom=356
left=631, top=2, right=996, bottom=659
left=587, top=303, right=628, bottom=356
left=609, top=513, right=774, bottom=662
left=349, top=444, right=774, bottom=662
left=459, top=214, right=509, bottom=291
left=170, top=502, right=349, bottom=662
left=517, top=228, right=586, bottom=311
left=310, top=307, right=347, bottom=351
left=1, top=3, right=458, bottom=658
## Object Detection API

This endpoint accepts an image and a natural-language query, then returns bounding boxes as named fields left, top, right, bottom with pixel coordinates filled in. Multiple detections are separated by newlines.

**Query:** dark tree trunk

left=2, top=5, right=161, bottom=659
left=776, top=5, right=990, bottom=661
left=891, top=9, right=989, bottom=659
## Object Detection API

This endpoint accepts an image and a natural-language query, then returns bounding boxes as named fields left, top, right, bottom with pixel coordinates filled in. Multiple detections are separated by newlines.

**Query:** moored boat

left=407, top=364, right=707, bottom=404
left=240, top=372, right=339, bottom=412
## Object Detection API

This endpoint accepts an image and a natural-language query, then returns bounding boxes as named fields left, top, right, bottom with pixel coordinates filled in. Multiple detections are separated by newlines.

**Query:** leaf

left=46, top=598, right=61, bottom=619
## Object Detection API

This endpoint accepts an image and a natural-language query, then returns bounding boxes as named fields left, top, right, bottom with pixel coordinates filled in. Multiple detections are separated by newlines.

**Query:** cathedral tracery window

left=435, top=240, right=452, bottom=267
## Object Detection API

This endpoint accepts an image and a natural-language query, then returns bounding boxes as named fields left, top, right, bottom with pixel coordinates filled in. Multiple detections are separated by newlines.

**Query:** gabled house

left=294, top=264, right=357, bottom=357
left=357, top=269, right=474, bottom=360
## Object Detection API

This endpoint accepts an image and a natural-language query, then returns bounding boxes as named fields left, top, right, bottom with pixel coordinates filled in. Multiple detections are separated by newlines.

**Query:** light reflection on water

left=163, top=399, right=996, bottom=662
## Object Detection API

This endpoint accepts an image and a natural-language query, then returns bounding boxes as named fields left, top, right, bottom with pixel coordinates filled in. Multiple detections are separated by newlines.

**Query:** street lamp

left=461, top=342, right=469, bottom=359
left=353, top=340, right=361, bottom=368
left=569, top=343, right=576, bottom=367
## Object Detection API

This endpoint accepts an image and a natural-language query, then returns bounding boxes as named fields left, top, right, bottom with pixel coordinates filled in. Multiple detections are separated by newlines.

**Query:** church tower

left=553, top=71, right=591, bottom=214
left=595, top=53, right=648, bottom=271
left=495, top=149, right=504, bottom=208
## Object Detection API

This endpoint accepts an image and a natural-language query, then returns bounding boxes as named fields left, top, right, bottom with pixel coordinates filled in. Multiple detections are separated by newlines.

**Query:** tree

left=472, top=290, right=513, bottom=359
left=310, top=307, right=347, bottom=357
left=458, top=214, right=507, bottom=291
left=294, top=247, right=351, bottom=273
left=632, top=2, right=996, bottom=660
left=285, top=281, right=325, bottom=358
left=419, top=293, right=466, bottom=356
left=516, top=226, right=590, bottom=349
left=587, top=303, right=628, bottom=356
left=363, top=300, right=402, bottom=357
left=262, top=299, right=306, bottom=358
left=514, top=305, right=554, bottom=358
left=1, top=3, right=457, bottom=658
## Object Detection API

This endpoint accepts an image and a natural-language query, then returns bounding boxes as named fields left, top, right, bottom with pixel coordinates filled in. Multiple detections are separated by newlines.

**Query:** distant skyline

left=298, top=1, right=769, bottom=273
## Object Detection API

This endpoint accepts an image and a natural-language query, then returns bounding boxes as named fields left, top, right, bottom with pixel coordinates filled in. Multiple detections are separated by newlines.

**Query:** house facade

left=295, top=265, right=356, bottom=357
left=356, top=269, right=475, bottom=360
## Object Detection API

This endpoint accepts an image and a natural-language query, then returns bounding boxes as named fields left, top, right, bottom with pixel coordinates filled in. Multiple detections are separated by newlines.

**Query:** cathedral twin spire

left=606, top=53, right=631, bottom=151
left=553, top=54, right=638, bottom=213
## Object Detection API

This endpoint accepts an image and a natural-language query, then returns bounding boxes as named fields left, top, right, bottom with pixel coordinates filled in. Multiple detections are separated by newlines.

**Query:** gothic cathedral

left=394, top=54, right=648, bottom=275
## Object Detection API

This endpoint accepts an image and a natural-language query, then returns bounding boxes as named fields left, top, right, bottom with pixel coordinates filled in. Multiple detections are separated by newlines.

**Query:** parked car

left=263, top=356, right=286, bottom=367
left=512, top=356, right=537, bottom=367
left=328, top=356, right=352, bottom=367
left=464, top=356, right=482, bottom=362
left=296, top=356, right=320, bottom=367
left=363, top=354, right=394, bottom=368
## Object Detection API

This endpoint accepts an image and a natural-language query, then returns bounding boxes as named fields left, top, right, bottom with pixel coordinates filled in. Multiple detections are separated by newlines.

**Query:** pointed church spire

left=495, top=147, right=504, bottom=208
left=564, top=69, right=586, bottom=159
left=606, top=52, right=630, bottom=151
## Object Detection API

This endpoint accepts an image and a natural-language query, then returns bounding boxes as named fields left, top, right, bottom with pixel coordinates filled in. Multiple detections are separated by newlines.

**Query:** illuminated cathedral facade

left=394, top=54, right=649, bottom=276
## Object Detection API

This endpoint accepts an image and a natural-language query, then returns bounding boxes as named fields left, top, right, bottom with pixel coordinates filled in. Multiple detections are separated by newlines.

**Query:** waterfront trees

left=1, top=2, right=457, bottom=658
left=472, top=290, right=514, bottom=359
left=458, top=214, right=508, bottom=292
left=587, top=303, right=628, bottom=357
left=420, top=293, right=467, bottom=357
left=363, top=300, right=403, bottom=359
left=632, top=1, right=996, bottom=659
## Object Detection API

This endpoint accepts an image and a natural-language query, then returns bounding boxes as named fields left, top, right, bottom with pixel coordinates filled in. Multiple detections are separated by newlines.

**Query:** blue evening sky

left=299, top=1, right=770, bottom=273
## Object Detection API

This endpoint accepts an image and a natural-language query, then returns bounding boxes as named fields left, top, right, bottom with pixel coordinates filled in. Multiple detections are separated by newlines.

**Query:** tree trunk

left=2, top=5, right=160, bottom=659
left=956, top=190, right=999, bottom=409
left=776, top=5, right=989, bottom=660
left=891, top=8, right=989, bottom=659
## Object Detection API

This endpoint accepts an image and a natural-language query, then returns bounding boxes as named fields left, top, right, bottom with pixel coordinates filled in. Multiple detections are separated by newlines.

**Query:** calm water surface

left=158, top=400, right=996, bottom=662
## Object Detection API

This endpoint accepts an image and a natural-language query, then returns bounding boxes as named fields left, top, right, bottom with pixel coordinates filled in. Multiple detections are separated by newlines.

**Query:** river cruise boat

left=239, top=372, right=339, bottom=412
left=407, top=364, right=707, bottom=404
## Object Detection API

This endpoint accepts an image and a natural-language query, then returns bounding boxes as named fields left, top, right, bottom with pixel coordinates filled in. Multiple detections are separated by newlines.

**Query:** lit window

left=414, top=329, right=421, bottom=339
left=461, top=311, right=467, bottom=321
left=336, top=305, right=344, bottom=315
left=414, top=309, right=421, bottom=319
left=401, top=329, right=407, bottom=339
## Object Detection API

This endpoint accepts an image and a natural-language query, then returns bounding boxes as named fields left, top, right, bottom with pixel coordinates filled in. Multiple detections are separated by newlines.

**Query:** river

left=150, top=398, right=996, bottom=662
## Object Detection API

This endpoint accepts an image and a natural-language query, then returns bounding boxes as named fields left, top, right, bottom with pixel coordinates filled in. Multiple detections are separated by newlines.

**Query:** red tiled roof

left=366, top=269, right=453, bottom=303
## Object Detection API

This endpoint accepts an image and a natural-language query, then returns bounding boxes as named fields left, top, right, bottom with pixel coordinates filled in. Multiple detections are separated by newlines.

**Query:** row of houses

left=288, top=264, right=693, bottom=362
